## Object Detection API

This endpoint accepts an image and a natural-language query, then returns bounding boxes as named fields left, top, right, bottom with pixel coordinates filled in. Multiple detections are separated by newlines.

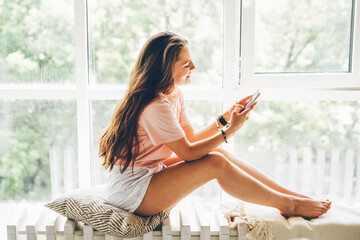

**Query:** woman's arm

left=183, top=95, right=254, bottom=143
left=167, top=103, right=255, bottom=161
left=182, top=123, right=217, bottom=143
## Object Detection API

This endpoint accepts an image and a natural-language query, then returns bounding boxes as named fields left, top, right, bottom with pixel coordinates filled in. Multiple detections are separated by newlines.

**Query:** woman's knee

left=213, top=148, right=227, bottom=155
left=204, top=152, right=231, bottom=177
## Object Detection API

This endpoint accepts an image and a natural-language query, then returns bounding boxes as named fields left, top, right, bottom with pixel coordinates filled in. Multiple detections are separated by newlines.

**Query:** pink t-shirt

left=115, top=88, right=191, bottom=169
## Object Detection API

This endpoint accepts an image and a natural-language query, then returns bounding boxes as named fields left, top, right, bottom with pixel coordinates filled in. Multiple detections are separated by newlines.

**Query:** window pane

left=91, top=100, right=118, bottom=185
left=254, top=0, right=353, bottom=73
left=0, top=1, right=75, bottom=84
left=185, top=100, right=222, bottom=202
left=0, top=100, right=78, bottom=201
left=88, top=0, right=223, bottom=87
left=234, top=101, right=360, bottom=201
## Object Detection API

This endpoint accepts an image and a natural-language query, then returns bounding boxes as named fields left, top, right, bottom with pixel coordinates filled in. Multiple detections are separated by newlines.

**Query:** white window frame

left=239, top=0, right=360, bottom=90
left=0, top=0, right=360, bottom=191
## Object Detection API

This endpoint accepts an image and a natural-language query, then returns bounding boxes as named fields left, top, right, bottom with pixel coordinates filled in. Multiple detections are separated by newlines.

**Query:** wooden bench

left=6, top=202, right=248, bottom=240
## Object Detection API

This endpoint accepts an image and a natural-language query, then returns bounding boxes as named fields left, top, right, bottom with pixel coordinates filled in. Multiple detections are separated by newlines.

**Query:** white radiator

left=6, top=202, right=248, bottom=240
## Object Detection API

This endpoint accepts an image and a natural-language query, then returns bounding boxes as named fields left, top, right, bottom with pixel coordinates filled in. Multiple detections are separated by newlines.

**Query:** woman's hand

left=226, top=101, right=257, bottom=136
left=222, top=95, right=253, bottom=122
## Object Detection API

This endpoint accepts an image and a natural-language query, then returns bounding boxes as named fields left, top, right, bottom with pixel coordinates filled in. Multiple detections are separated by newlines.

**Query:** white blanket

left=221, top=201, right=360, bottom=240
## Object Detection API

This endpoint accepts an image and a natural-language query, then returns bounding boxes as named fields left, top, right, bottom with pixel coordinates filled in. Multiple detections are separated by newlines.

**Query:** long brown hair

left=99, top=32, right=188, bottom=173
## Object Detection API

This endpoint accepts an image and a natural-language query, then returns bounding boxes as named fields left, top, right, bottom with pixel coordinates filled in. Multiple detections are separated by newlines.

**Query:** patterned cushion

left=45, top=185, right=170, bottom=238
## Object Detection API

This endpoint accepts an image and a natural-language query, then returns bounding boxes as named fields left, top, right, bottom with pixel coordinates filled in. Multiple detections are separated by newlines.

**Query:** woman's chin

left=175, top=77, right=191, bottom=86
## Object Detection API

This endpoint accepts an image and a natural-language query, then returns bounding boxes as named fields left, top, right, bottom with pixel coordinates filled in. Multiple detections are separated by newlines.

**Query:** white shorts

left=105, top=163, right=165, bottom=213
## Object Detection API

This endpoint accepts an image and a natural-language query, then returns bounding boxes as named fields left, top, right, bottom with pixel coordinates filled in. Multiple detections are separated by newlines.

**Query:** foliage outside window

left=0, top=100, right=77, bottom=201
left=0, top=0, right=359, bottom=210
left=88, top=0, right=223, bottom=86
left=234, top=101, right=360, bottom=201
left=254, top=0, right=353, bottom=73
left=0, top=0, right=75, bottom=84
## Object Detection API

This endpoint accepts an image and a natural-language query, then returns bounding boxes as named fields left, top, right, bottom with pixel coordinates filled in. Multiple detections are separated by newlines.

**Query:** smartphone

left=240, top=89, right=260, bottom=113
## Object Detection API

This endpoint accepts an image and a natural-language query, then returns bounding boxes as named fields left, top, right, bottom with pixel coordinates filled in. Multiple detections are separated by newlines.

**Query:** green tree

left=88, top=0, right=223, bottom=86
left=0, top=0, right=75, bottom=83
left=255, top=0, right=352, bottom=72
left=235, top=101, right=360, bottom=162
left=0, top=101, right=77, bottom=200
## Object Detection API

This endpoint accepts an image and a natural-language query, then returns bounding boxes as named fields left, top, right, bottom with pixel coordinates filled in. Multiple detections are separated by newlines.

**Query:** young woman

left=99, top=31, right=331, bottom=218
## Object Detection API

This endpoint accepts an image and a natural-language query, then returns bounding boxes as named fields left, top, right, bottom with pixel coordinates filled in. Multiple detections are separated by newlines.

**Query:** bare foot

left=284, top=190, right=311, bottom=199
left=280, top=197, right=331, bottom=218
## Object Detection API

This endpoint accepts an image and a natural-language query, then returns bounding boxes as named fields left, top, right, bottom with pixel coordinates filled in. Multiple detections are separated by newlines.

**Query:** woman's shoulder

left=147, top=95, right=171, bottom=108
left=141, top=96, right=172, bottom=116
left=141, top=88, right=183, bottom=115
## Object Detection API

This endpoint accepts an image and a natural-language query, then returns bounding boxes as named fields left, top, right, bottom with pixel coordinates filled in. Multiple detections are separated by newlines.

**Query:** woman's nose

left=190, top=61, right=196, bottom=70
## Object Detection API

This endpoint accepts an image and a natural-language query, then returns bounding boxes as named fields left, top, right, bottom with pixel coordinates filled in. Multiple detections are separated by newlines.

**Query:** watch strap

left=217, top=115, right=229, bottom=127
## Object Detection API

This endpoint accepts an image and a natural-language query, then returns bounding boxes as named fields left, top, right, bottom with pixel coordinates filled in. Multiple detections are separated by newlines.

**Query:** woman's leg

left=213, top=148, right=309, bottom=198
left=161, top=154, right=184, bottom=167
left=134, top=152, right=330, bottom=218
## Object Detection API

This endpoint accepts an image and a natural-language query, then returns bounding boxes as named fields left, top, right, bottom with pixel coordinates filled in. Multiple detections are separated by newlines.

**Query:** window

left=222, top=0, right=360, bottom=202
left=239, top=0, right=360, bottom=88
left=254, top=0, right=353, bottom=73
left=88, top=0, right=223, bottom=87
left=0, top=0, right=225, bottom=207
left=0, top=0, right=78, bottom=207
left=0, top=100, right=77, bottom=201
left=0, top=0, right=75, bottom=84
left=1, top=1, right=360, bottom=229
left=233, top=101, right=360, bottom=201
left=90, top=100, right=117, bottom=185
